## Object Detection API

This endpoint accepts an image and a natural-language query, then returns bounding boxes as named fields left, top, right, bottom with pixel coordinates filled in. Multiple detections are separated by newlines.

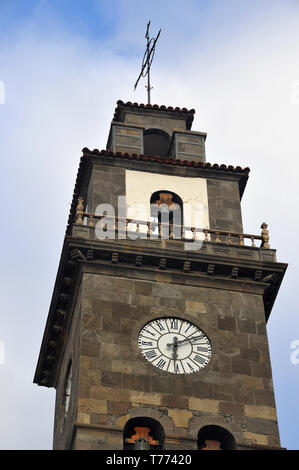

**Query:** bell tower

left=34, top=99, right=287, bottom=450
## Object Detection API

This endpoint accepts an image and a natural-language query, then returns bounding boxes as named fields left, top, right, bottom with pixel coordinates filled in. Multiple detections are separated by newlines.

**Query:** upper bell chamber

left=106, top=100, right=207, bottom=162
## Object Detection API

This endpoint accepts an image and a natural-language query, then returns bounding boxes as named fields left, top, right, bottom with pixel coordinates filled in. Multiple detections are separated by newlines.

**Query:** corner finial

left=261, top=222, right=270, bottom=249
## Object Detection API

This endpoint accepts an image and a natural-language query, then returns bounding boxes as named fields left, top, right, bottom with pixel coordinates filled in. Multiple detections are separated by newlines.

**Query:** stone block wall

left=168, top=131, right=206, bottom=162
left=72, top=269, right=280, bottom=450
left=207, top=178, right=243, bottom=233
left=109, top=124, right=144, bottom=155
left=123, top=111, right=186, bottom=136
left=86, top=164, right=126, bottom=215
left=53, top=283, right=82, bottom=450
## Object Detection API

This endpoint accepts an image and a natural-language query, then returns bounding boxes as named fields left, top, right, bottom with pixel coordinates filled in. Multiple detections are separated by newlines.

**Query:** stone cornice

left=34, top=234, right=287, bottom=388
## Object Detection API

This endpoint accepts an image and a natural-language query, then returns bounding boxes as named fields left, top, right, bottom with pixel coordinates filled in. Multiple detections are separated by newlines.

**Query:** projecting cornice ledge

left=33, top=235, right=287, bottom=388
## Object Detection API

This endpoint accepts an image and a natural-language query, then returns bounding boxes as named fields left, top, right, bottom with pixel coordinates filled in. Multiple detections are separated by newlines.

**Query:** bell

left=133, top=438, right=150, bottom=450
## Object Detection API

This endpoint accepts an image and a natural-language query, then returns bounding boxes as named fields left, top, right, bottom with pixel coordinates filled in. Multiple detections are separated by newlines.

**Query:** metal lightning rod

left=134, top=21, right=161, bottom=105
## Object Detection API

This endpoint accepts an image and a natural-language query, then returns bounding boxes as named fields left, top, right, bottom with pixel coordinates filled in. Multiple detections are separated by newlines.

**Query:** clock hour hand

left=167, top=336, right=179, bottom=349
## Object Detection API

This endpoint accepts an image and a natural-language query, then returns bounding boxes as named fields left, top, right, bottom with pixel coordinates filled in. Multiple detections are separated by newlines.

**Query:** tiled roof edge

left=81, top=147, right=250, bottom=174
left=115, top=99, right=195, bottom=115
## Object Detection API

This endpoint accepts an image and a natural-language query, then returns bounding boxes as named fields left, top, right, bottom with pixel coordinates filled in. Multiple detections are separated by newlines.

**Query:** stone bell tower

left=34, top=99, right=287, bottom=450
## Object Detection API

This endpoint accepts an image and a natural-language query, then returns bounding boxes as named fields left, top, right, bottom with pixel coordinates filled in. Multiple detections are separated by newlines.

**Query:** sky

left=0, top=0, right=299, bottom=450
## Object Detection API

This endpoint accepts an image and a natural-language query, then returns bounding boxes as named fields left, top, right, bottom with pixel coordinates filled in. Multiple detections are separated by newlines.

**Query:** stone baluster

left=102, top=211, right=108, bottom=231
left=169, top=224, right=174, bottom=239
left=261, top=222, right=270, bottom=249
left=215, top=231, right=221, bottom=243
left=88, top=214, right=94, bottom=227
left=76, top=197, right=84, bottom=225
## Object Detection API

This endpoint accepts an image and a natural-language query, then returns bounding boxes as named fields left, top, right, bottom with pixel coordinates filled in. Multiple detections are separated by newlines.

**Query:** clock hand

left=176, top=335, right=203, bottom=346
left=172, top=337, right=178, bottom=371
left=166, top=336, right=179, bottom=348
left=167, top=336, right=201, bottom=347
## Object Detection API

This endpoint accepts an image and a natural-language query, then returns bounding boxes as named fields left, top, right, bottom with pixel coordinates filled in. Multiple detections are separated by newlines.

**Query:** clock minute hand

left=172, top=337, right=178, bottom=371
left=166, top=335, right=202, bottom=348
left=177, top=335, right=203, bottom=346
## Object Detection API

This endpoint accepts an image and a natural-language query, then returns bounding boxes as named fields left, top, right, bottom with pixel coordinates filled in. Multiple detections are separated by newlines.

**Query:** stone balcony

left=72, top=196, right=275, bottom=264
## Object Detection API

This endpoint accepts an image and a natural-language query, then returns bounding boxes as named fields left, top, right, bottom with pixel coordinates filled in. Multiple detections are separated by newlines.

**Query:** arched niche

left=123, top=416, right=165, bottom=450
left=197, top=425, right=236, bottom=450
left=150, top=190, right=183, bottom=237
left=143, top=128, right=170, bottom=157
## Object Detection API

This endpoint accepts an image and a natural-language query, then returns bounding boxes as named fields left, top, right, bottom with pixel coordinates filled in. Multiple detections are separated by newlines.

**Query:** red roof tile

left=113, top=100, right=196, bottom=129
left=81, top=147, right=250, bottom=174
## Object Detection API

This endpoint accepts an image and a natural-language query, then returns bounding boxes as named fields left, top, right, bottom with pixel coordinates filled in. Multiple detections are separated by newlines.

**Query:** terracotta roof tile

left=115, top=100, right=195, bottom=114
left=113, top=100, right=196, bottom=129
left=81, top=147, right=250, bottom=174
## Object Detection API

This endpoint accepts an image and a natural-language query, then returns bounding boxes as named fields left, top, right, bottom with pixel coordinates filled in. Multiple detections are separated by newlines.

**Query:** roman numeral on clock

left=143, top=327, right=156, bottom=337
left=193, top=355, right=206, bottom=365
left=144, top=350, right=157, bottom=360
left=170, top=319, right=179, bottom=329
left=156, top=358, right=167, bottom=369
left=155, top=321, right=165, bottom=331
left=196, top=346, right=208, bottom=352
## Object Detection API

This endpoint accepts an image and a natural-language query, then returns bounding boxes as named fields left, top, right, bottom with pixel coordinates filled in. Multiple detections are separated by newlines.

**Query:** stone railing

left=74, top=197, right=270, bottom=249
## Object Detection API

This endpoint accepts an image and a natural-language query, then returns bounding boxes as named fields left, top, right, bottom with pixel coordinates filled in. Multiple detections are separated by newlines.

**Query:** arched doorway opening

left=197, top=425, right=236, bottom=450
left=143, top=128, right=170, bottom=157
left=150, top=190, right=183, bottom=238
left=123, top=416, right=165, bottom=450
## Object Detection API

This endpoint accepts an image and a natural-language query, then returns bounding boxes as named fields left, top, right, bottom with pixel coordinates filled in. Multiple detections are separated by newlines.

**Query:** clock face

left=60, top=362, right=72, bottom=432
left=62, top=364, right=72, bottom=418
left=138, top=317, right=212, bottom=374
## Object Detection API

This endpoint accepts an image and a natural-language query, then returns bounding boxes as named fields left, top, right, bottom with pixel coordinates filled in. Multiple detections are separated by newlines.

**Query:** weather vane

left=134, top=21, right=161, bottom=105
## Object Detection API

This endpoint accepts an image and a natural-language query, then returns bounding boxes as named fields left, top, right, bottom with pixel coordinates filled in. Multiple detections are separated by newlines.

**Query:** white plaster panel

left=125, top=170, right=210, bottom=231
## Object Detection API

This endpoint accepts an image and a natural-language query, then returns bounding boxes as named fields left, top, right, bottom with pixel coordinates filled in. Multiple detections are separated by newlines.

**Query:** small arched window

left=150, top=190, right=183, bottom=238
left=197, top=425, right=236, bottom=450
left=123, top=417, right=165, bottom=450
left=143, top=128, right=170, bottom=157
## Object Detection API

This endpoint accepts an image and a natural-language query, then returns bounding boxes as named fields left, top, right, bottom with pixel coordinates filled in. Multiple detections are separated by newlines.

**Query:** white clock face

left=138, top=317, right=212, bottom=374
left=63, top=364, right=72, bottom=418
left=60, top=362, right=72, bottom=433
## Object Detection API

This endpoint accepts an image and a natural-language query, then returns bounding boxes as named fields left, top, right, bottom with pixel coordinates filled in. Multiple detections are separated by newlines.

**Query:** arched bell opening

left=123, top=417, right=165, bottom=450
left=150, top=190, right=183, bottom=238
left=197, top=425, right=236, bottom=450
left=143, top=128, right=170, bottom=157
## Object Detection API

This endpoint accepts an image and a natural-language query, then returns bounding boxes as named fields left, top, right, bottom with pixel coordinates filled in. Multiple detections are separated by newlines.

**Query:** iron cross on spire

left=134, top=21, right=161, bottom=105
